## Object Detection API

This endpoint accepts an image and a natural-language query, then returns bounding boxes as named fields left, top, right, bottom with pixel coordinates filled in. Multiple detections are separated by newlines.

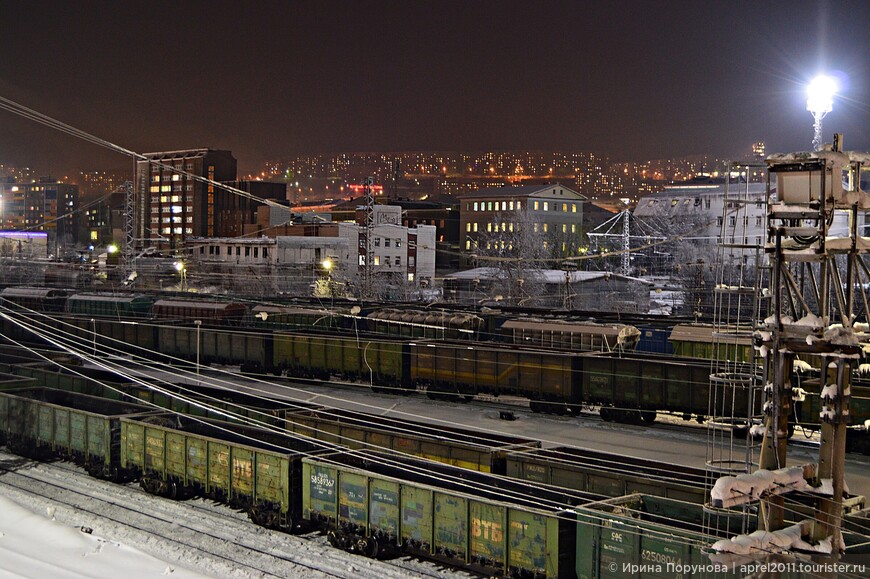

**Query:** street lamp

left=194, top=320, right=202, bottom=385
left=807, top=74, right=837, bottom=151
left=174, top=261, right=187, bottom=291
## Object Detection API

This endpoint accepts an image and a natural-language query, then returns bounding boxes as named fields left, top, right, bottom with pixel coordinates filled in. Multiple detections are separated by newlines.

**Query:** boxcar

left=252, top=304, right=349, bottom=331
left=505, top=447, right=706, bottom=504
left=66, top=293, right=155, bottom=318
left=365, top=308, right=484, bottom=340
left=500, top=318, right=640, bottom=352
left=411, top=342, right=577, bottom=411
left=669, top=324, right=754, bottom=363
left=272, top=331, right=407, bottom=388
left=578, top=351, right=751, bottom=423
left=0, top=388, right=154, bottom=478
left=575, top=493, right=870, bottom=578
left=575, top=494, right=747, bottom=579
left=303, top=451, right=588, bottom=577
left=0, top=286, right=69, bottom=312
left=281, top=407, right=539, bottom=473
left=151, top=299, right=247, bottom=323
left=157, top=324, right=271, bottom=370
left=120, top=413, right=323, bottom=529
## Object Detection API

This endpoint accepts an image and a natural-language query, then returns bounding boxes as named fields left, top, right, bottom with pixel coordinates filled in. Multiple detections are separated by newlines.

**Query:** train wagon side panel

left=369, top=478, right=400, bottom=540
left=507, top=509, right=566, bottom=579
left=434, top=492, right=468, bottom=562
left=303, top=462, right=339, bottom=521
left=400, top=485, right=434, bottom=553
left=575, top=514, right=638, bottom=579
left=339, top=471, right=368, bottom=529
left=581, top=355, right=615, bottom=405
left=469, top=500, right=507, bottom=572
left=254, top=451, right=291, bottom=511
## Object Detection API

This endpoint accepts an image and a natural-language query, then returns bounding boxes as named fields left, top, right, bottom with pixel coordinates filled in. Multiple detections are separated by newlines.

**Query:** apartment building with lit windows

left=134, top=149, right=237, bottom=250
left=0, top=177, right=79, bottom=253
left=458, top=183, right=586, bottom=257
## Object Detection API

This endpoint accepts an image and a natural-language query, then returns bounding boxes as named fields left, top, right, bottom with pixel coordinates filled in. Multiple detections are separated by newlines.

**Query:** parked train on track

left=2, top=289, right=870, bottom=453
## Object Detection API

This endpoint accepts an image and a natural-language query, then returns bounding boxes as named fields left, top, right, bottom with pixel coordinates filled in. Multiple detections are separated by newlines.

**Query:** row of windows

left=150, top=185, right=194, bottom=193
left=150, top=205, right=193, bottom=214
left=150, top=216, right=193, bottom=224
left=373, top=237, right=402, bottom=247
left=372, top=256, right=403, bottom=266
left=468, top=200, right=522, bottom=212
left=201, top=245, right=270, bottom=258
left=465, top=222, right=577, bottom=234
left=160, top=227, right=193, bottom=235
left=151, top=163, right=194, bottom=173
left=646, top=198, right=765, bottom=210
left=151, top=195, right=193, bottom=203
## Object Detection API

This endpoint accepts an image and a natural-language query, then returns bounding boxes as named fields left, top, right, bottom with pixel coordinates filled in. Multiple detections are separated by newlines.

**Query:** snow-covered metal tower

left=708, top=136, right=870, bottom=560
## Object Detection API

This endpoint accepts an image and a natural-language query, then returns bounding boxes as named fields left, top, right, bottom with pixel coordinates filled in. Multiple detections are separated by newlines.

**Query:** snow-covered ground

left=0, top=493, right=208, bottom=579
left=0, top=451, right=463, bottom=579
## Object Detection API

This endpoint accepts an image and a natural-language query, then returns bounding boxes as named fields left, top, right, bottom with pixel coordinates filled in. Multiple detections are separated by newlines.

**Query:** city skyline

left=0, top=1, right=869, bottom=175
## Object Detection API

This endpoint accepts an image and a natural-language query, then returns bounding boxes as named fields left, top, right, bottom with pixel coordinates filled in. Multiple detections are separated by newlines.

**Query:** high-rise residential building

left=0, top=177, right=79, bottom=254
left=135, top=149, right=237, bottom=250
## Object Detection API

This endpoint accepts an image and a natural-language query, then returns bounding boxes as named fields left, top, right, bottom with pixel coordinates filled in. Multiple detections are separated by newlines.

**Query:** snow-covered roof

left=445, top=267, right=651, bottom=284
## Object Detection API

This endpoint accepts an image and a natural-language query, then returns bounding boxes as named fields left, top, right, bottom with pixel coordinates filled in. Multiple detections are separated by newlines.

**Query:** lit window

left=509, top=201, right=514, bottom=210
left=543, top=224, right=548, bottom=233
left=473, top=222, right=478, bottom=232
left=172, top=174, right=180, bottom=181
left=534, top=223, right=539, bottom=233
left=562, top=224, right=567, bottom=233
left=171, top=206, right=182, bottom=214
left=465, top=240, right=471, bottom=250
left=487, top=223, right=492, bottom=232
left=501, top=201, right=507, bottom=210
left=534, top=201, right=540, bottom=210
left=466, top=223, right=471, bottom=232
left=474, top=202, right=479, bottom=211
left=543, top=202, right=549, bottom=211
left=374, top=256, right=381, bottom=266
left=562, top=203, right=568, bottom=212
left=408, top=273, right=415, bottom=282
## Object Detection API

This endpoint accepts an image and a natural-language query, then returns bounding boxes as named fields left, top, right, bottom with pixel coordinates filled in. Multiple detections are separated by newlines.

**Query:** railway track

left=0, top=451, right=463, bottom=579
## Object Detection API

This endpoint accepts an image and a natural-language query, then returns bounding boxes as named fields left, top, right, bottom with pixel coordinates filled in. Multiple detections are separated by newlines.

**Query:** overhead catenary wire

left=3, top=302, right=868, bottom=552
left=3, top=308, right=869, bottom=572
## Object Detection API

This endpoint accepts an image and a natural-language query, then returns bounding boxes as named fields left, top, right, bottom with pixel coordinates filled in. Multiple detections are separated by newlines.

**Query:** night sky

left=1, top=0, right=869, bottom=175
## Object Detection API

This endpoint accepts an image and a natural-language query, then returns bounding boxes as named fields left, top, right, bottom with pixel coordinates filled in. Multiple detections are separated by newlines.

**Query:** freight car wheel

left=357, top=537, right=380, bottom=558
left=599, top=407, right=614, bottom=422
left=640, top=411, right=656, bottom=424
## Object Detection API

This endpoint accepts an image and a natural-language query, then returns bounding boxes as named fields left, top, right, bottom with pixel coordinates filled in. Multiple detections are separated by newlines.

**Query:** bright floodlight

left=174, top=261, right=185, bottom=272
left=106, top=244, right=118, bottom=254
left=807, top=75, right=837, bottom=150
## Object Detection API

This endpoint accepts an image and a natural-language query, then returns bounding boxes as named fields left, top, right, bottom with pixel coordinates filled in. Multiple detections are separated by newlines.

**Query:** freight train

left=3, top=296, right=870, bottom=454
left=4, top=384, right=867, bottom=577
left=0, top=286, right=642, bottom=352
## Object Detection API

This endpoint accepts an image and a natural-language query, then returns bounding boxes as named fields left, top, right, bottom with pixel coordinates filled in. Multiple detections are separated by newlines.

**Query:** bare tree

left=474, top=208, right=549, bottom=305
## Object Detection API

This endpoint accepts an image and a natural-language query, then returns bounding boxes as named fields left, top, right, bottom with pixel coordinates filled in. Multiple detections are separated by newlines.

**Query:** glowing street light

left=107, top=244, right=118, bottom=254
left=174, top=261, right=187, bottom=291
left=807, top=74, right=837, bottom=151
